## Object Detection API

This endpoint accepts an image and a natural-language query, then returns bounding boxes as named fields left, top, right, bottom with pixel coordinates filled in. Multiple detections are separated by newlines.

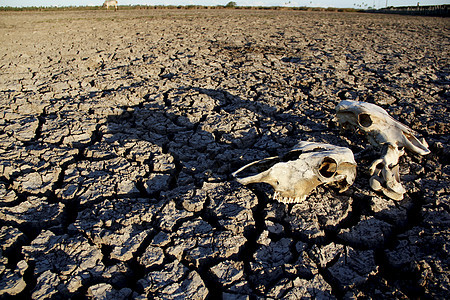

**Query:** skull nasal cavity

left=319, top=157, right=337, bottom=178
left=358, top=113, right=373, bottom=127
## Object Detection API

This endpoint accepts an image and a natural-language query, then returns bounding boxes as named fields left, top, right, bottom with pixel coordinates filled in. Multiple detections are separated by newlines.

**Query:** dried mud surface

left=0, top=9, right=449, bottom=299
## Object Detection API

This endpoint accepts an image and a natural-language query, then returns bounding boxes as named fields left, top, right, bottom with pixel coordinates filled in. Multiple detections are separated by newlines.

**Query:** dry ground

left=0, top=8, right=449, bottom=299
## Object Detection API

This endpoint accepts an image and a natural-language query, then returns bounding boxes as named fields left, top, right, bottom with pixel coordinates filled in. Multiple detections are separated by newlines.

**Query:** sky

left=1, top=0, right=448, bottom=8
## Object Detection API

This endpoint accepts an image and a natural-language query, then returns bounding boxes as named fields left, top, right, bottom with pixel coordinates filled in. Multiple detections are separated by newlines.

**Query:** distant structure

left=367, top=4, right=449, bottom=17
left=103, top=0, right=118, bottom=11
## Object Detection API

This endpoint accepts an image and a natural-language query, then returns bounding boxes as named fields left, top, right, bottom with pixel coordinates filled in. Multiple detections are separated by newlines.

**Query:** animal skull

left=232, top=141, right=357, bottom=204
left=335, top=100, right=430, bottom=155
left=335, top=100, right=430, bottom=200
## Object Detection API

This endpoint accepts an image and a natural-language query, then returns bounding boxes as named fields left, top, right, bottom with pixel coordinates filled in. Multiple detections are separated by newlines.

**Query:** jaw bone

left=369, top=144, right=406, bottom=200
left=232, top=141, right=357, bottom=204
left=336, top=100, right=430, bottom=200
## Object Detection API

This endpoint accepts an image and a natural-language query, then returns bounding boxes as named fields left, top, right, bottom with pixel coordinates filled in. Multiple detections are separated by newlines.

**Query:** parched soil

left=0, top=8, right=449, bottom=299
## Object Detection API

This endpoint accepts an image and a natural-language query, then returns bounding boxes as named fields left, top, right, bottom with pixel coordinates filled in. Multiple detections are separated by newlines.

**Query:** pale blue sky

left=1, top=0, right=448, bottom=8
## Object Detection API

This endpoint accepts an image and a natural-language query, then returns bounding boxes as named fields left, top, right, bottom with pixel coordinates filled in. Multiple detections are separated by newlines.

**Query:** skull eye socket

left=358, top=113, right=373, bottom=127
left=319, top=157, right=337, bottom=178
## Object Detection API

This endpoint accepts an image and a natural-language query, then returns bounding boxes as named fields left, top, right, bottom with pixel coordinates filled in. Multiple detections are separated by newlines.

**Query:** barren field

left=0, top=8, right=449, bottom=299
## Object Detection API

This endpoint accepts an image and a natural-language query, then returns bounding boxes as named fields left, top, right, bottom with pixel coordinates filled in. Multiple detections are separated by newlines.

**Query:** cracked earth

left=0, top=8, right=449, bottom=299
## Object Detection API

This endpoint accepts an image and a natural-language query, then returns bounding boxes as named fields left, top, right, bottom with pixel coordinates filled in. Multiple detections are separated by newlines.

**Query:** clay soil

left=0, top=8, right=449, bottom=299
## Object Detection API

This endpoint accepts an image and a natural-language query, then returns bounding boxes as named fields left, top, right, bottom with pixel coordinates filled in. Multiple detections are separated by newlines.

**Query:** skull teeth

left=273, top=191, right=305, bottom=204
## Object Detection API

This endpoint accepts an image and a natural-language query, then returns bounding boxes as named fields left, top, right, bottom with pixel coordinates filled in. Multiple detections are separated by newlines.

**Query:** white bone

left=335, top=100, right=430, bottom=155
left=368, top=145, right=406, bottom=200
left=232, top=141, right=357, bottom=204
left=336, top=100, right=430, bottom=200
